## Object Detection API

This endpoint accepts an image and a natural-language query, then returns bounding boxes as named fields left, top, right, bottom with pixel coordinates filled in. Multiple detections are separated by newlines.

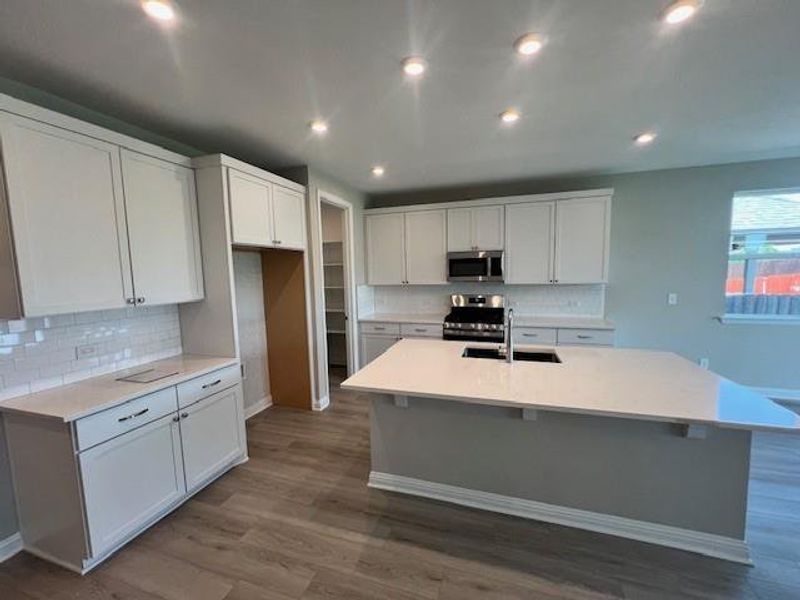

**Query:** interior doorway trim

left=309, top=188, right=359, bottom=409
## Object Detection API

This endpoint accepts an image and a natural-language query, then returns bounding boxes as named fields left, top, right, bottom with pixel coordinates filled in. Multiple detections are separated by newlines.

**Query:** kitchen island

left=342, top=339, right=800, bottom=564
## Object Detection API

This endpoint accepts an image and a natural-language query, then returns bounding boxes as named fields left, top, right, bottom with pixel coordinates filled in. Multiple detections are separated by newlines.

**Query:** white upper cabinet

left=121, top=150, right=204, bottom=306
left=447, top=205, right=504, bottom=251
left=505, top=202, right=554, bottom=284
left=272, top=186, right=306, bottom=250
left=366, top=213, right=406, bottom=285
left=472, top=206, right=505, bottom=250
left=228, top=169, right=273, bottom=247
left=227, top=168, right=306, bottom=250
left=446, top=208, right=473, bottom=251
left=404, top=210, right=447, bottom=284
left=554, top=197, right=610, bottom=284
left=0, top=115, right=133, bottom=317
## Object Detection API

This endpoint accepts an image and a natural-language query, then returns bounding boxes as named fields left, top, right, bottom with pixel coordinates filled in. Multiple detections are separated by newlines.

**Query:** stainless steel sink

left=462, top=347, right=561, bottom=363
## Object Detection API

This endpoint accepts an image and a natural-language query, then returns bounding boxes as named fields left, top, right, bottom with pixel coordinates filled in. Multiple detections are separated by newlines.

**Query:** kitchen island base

left=368, top=394, right=752, bottom=564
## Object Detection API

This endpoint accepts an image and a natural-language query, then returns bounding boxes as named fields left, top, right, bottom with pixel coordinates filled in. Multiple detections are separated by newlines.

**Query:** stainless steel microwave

left=446, top=251, right=504, bottom=282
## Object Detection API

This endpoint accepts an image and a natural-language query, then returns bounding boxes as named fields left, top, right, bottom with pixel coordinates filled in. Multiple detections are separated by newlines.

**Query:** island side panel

left=369, top=395, right=751, bottom=540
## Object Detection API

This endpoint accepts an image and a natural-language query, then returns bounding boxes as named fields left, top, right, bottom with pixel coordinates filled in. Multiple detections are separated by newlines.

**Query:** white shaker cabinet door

left=0, top=114, right=133, bottom=316
left=121, top=150, right=204, bottom=305
left=272, top=186, right=306, bottom=250
left=446, top=208, right=473, bottom=251
left=554, top=197, right=610, bottom=284
left=366, top=213, right=406, bottom=285
left=179, top=384, right=245, bottom=493
left=505, top=202, right=554, bottom=284
left=472, top=205, right=505, bottom=250
left=80, top=414, right=185, bottom=558
left=228, top=169, right=273, bottom=246
left=404, top=210, right=447, bottom=284
left=360, top=335, right=398, bottom=368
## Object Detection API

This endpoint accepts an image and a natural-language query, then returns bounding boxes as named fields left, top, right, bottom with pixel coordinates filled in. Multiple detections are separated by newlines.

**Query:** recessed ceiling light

left=141, top=0, right=176, bottom=22
left=634, top=131, right=657, bottom=145
left=514, top=33, right=545, bottom=56
left=309, top=120, right=328, bottom=135
left=499, top=108, right=521, bottom=124
left=662, top=0, right=702, bottom=25
left=402, top=56, right=427, bottom=77
left=371, top=165, right=386, bottom=178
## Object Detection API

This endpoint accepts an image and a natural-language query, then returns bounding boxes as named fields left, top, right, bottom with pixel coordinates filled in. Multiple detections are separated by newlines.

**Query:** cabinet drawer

left=400, top=323, right=442, bottom=338
left=75, top=387, right=179, bottom=452
left=176, top=364, right=241, bottom=410
left=513, top=327, right=557, bottom=345
left=361, top=322, right=401, bottom=336
left=557, top=328, right=615, bottom=346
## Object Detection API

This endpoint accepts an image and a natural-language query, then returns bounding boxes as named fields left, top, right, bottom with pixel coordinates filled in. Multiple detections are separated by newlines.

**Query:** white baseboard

left=313, top=394, right=330, bottom=411
left=753, top=387, right=800, bottom=406
left=244, top=395, right=272, bottom=419
left=368, top=471, right=751, bottom=565
left=0, top=533, right=22, bottom=563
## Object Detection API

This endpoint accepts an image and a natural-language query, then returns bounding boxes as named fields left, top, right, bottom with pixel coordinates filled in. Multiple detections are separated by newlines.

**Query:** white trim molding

left=244, top=395, right=272, bottom=420
left=313, top=394, right=331, bottom=412
left=368, top=471, right=751, bottom=565
left=753, top=387, right=800, bottom=406
left=0, top=533, right=23, bottom=563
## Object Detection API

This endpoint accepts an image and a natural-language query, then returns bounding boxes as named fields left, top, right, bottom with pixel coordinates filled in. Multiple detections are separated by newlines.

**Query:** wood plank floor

left=1, top=370, right=799, bottom=599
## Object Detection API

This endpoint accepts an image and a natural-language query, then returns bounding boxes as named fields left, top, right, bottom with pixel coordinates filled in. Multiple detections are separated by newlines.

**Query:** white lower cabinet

left=80, top=413, right=186, bottom=558
left=2, top=365, right=246, bottom=573
left=361, top=334, right=400, bottom=367
left=180, top=385, right=245, bottom=493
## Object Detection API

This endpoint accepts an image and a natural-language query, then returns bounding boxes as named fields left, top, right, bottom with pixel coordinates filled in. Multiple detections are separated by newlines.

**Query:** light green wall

left=370, top=157, right=800, bottom=390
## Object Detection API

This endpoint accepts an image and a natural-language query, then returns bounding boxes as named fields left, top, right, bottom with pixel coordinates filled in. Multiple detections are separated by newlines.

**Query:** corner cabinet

left=228, top=168, right=306, bottom=250
left=0, top=112, right=205, bottom=318
left=366, top=210, right=447, bottom=285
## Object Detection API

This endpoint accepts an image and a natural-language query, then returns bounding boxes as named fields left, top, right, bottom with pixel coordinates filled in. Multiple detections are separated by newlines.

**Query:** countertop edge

left=358, top=313, right=615, bottom=329
left=340, top=383, right=799, bottom=434
left=0, top=355, right=240, bottom=423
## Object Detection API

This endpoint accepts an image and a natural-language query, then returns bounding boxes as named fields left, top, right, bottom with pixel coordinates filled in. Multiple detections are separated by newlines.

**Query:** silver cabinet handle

left=136, top=297, right=146, bottom=304
left=577, top=335, right=593, bottom=340
left=172, top=416, right=180, bottom=423
left=374, top=327, right=386, bottom=331
left=181, top=412, right=189, bottom=419
left=201, top=379, right=222, bottom=390
left=414, top=328, right=427, bottom=333
left=118, top=407, right=149, bottom=422
left=126, top=297, right=136, bottom=305
left=523, top=333, right=538, bottom=338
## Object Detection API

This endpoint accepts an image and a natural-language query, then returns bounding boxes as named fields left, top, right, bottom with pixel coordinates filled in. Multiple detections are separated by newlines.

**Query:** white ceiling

left=0, top=0, right=799, bottom=193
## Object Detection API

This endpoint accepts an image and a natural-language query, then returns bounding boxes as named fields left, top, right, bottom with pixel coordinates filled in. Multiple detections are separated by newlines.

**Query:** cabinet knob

left=181, top=412, right=189, bottom=419
left=172, top=416, right=180, bottom=423
left=126, top=297, right=136, bottom=305
left=136, top=297, right=146, bottom=304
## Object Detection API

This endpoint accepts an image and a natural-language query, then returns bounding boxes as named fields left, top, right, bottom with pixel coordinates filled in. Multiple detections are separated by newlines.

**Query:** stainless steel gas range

left=442, top=294, right=505, bottom=343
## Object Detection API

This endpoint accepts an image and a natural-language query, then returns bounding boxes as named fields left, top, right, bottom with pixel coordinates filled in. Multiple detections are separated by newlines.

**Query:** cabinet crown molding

left=365, top=188, right=614, bottom=215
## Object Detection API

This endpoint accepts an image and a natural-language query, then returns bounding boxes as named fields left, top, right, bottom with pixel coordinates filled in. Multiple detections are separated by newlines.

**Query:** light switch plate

left=699, top=357, right=710, bottom=369
left=668, top=293, right=679, bottom=306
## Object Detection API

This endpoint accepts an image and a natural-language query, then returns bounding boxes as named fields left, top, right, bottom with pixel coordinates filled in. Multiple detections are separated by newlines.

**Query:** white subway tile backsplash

left=369, top=284, right=606, bottom=318
left=0, top=304, right=182, bottom=401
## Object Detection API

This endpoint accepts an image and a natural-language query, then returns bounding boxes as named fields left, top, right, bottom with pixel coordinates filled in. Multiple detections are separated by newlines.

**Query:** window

left=725, top=190, right=800, bottom=317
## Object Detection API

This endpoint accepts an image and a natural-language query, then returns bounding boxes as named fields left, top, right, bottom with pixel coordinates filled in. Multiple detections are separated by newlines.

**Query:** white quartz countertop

left=342, top=339, right=800, bottom=433
left=358, top=313, right=614, bottom=329
left=0, top=354, right=239, bottom=422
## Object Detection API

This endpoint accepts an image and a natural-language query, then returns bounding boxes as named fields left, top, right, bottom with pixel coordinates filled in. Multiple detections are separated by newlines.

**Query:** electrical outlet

left=699, top=357, right=710, bottom=369
left=75, top=343, right=99, bottom=360
left=668, top=293, right=678, bottom=306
